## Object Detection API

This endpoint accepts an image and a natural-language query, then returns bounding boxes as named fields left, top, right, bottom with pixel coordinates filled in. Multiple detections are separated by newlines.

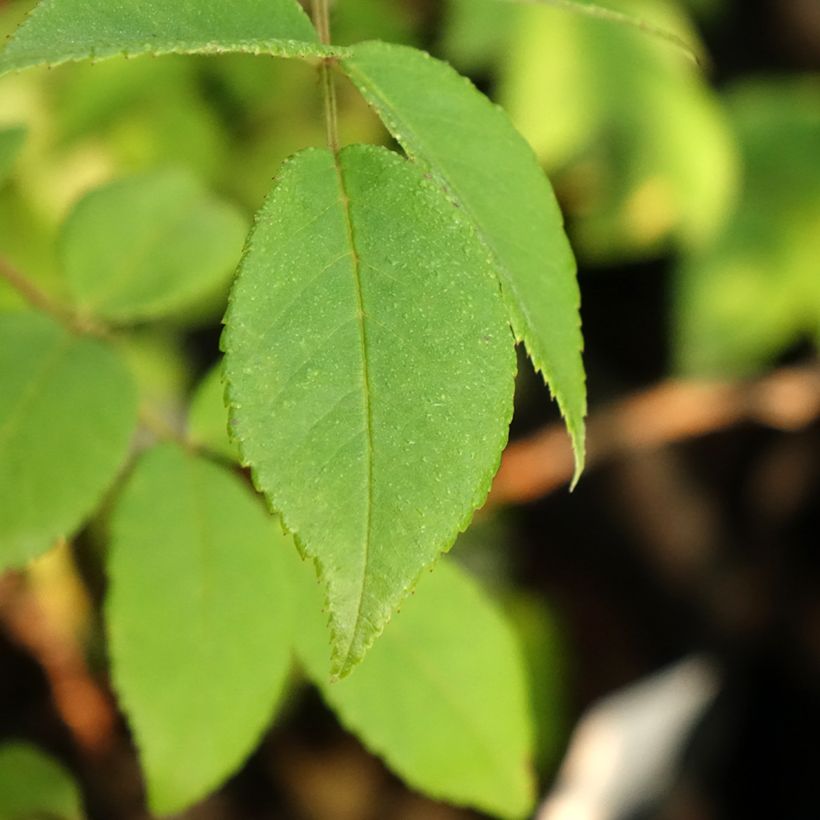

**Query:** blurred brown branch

left=489, top=362, right=820, bottom=506
left=0, top=558, right=117, bottom=757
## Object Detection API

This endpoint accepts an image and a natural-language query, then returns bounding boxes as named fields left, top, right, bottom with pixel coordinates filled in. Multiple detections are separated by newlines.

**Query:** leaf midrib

left=342, top=62, right=538, bottom=348
left=331, top=151, right=375, bottom=672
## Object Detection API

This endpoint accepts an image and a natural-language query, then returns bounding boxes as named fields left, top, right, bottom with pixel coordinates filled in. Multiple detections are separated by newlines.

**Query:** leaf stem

left=311, top=0, right=341, bottom=154
left=0, top=257, right=107, bottom=337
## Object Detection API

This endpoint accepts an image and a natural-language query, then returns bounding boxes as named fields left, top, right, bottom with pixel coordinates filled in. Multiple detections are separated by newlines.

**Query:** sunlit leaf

left=296, top=559, right=535, bottom=819
left=107, top=444, right=295, bottom=815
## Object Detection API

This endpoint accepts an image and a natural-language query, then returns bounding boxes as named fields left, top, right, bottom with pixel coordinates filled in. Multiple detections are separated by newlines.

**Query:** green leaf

left=223, top=145, right=516, bottom=677
left=0, top=312, right=137, bottom=570
left=0, top=0, right=335, bottom=76
left=0, top=125, right=26, bottom=184
left=187, top=362, right=239, bottom=462
left=60, top=169, right=247, bottom=324
left=296, top=559, right=535, bottom=819
left=674, top=79, right=820, bottom=375
left=107, top=444, right=295, bottom=816
left=341, top=42, right=586, bottom=477
left=0, top=742, right=84, bottom=819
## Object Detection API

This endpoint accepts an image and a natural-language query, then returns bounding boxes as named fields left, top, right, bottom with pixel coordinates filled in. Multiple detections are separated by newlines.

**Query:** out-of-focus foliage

left=296, top=557, right=536, bottom=819
left=0, top=125, right=25, bottom=183
left=61, top=169, right=247, bottom=323
left=0, top=312, right=138, bottom=570
left=107, top=444, right=296, bottom=815
left=674, top=79, right=820, bottom=375
left=441, top=0, right=819, bottom=377
left=0, top=742, right=84, bottom=819
left=494, top=0, right=738, bottom=262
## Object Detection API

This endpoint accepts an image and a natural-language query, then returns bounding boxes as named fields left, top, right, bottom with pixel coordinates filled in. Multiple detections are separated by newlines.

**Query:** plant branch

left=488, top=363, right=820, bottom=506
left=0, top=256, right=108, bottom=337
left=502, top=0, right=706, bottom=68
left=311, top=0, right=340, bottom=154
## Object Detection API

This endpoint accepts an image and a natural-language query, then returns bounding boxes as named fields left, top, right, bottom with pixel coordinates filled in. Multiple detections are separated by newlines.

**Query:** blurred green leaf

left=224, top=145, right=515, bottom=678
left=0, top=0, right=330, bottom=76
left=296, top=558, right=535, bottom=819
left=0, top=312, right=137, bottom=569
left=439, top=0, right=514, bottom=72
left=499, top=0, right=737, bottom=260
left=0, top=742, right=84, bottom=819
left=342, top=41, right=587, bottom=477
left=0, top=125, right=25, bottom=184
left=61, top=169, right=246, bottom=323
left=107, top=444, right=295, bottom=816
left=332, top=0, right=419, bottom=47
left=187, top=362, right=239, bottom=462
left=113, top=328, right=193, bottom=426
left=674, top=79, right=820, bottom=375
left=506, top=595, right=569, bottom=773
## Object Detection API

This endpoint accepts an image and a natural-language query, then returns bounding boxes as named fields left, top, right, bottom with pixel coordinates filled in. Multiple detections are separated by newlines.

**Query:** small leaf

left=0, top=312, right=137, bottom=570
left=0, top=0, right=334, bottom=77
left=0, top=742, right=84, bottom=819
left=107, top=444, right=295, bottom=816
left=223, top=145, right=516, bottom=677
left=341, top=42, right=587, bottom=478
left=187, top=362, right=239, bottom=462
left=61, top=169, right=247, bottom=324
left=0, top=125, right=26, bottom=184
left=296, top=559, right=535, bottom=819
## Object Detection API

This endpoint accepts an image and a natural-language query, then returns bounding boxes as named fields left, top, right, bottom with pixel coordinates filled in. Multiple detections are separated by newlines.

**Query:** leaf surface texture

left=224, top=145, right=516, bottom=676
left=0, top=0, right=331, bottom=76
left=342, top=42, right=586, bottom=475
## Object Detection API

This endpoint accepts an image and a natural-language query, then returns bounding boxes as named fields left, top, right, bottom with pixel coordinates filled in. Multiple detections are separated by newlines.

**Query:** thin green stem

left=0, top=257, right=107, bottom=337
left=311, top=0, right=341, bottom=154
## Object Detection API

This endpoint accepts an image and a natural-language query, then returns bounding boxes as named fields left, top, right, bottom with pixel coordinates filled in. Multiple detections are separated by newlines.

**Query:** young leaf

left=107, top=444, right=295, bottom=816
left=223, top=145, right=516, bottom=677
left=0, top=0, right=334, bottom=77
left=296, top=559, right=535, bottom=819
left=341, top=42, right=587, bottom=478
left=0, top=742, right=84, bottom=819
left=0, top=125, right=26, bottom=185
left=187, top=362, right=239, bottom=463
left=61, top=170, right=247, bottom=324
left=0, top=312, right=137, bottom=570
